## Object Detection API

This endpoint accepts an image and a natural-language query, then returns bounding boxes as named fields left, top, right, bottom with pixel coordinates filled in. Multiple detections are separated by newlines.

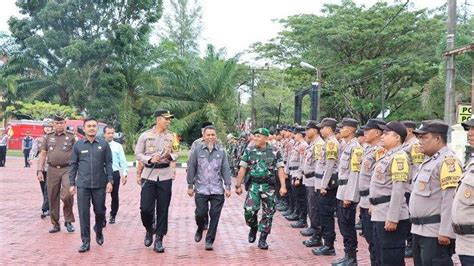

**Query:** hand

left=343, top=200, right=351, bottom=208
left=150, top=155, right=161, bottom=163
left=279, top=186, right=288, bottom=197
left=187, top=188, right=194, bottom=197
left=225, top=189, right=231, bottom=198
left=37, top=171, right=44, bottom=182
left=171, top=168, right=176, bottom=180
left=294, top=179, right=301, bottom=187
left=320, top=188, right=327, bottom=196
left=438, top=235, right=451, bottom=246
left=384, top=221, right=398, bottom=231
left=368, top=205, right=373, bottom=215
left=69, top=186, right=76, bottom=196
left=136, top=175, right=142, bottom=185
left=235, top=186, right=243, bottom=196
left=106, top=182, right=113, bottom=193
left=122, top=175, right=127, bottom=185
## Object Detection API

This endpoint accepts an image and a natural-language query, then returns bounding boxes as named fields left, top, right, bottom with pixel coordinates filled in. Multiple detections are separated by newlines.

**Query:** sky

left=1, top=0, right=459, bottom=62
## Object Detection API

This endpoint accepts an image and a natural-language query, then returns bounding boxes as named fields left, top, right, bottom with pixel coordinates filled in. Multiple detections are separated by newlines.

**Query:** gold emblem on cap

left=464, top=189, right=471, bottom=199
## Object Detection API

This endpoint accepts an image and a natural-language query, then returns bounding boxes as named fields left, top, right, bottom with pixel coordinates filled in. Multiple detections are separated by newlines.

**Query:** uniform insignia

left=350, top=147, right=363, bottom=172
left=364, top=160, right=371, bottom=172
left=390, top=153, right=409, bottom=182
left=375, top=147, right=385, bottom=161
left=440, top=157, right=461, bottom=189
left=464, top=189, right=471, bottom=198
left=314, top=144, right=323, bottom=160
left=411, top=143, right=425, bottom=164
left=326, top=140, right=338, bottom=160
left=149, top=147, right=154, bottom=152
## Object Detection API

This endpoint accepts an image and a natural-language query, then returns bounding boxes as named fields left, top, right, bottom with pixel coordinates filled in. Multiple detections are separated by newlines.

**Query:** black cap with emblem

left=306, top=120, right=320, bottom=130
left=295, top=126, right=306, bottom=136
left=339, top=118, right=359, bottom=128
left=362, top=119, right=386, bottom=130
left=356, top=128, right=364, bottom=137
left=52, top=114, right=65, bottom=121
left=317, top=118, right=338, bottom=131
left=413, top=120, right=449, bottom=135
left=378, top=121, right=407, bottom=142
left=154, top=109, right=174, bottom=118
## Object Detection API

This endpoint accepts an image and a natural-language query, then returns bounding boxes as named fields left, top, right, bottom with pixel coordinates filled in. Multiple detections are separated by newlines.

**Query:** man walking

left=187, top=125, right=232, bottom=250
left=22, top=131, right=33, bottom=167
left=69, top=118, right=114, bottom=253
left=103, top=125, right=128, bottom=224
left=0, top=128, right=10, bottom=167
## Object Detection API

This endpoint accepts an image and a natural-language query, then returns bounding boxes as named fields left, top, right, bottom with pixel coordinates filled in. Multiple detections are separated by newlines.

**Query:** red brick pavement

left=0, top=157, right=458, bottom=265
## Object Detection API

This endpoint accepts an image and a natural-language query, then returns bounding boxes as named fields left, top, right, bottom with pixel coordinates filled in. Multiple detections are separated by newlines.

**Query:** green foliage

left=6, top=101, right=80, bottom=120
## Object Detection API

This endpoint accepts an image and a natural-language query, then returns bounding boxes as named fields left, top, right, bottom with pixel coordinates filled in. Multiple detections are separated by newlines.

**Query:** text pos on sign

left=457, top=103, right=472, bottom=123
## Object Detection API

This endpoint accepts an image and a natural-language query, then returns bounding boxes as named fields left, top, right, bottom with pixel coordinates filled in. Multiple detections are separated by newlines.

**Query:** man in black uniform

left=69, top=118, right=113, bottom=253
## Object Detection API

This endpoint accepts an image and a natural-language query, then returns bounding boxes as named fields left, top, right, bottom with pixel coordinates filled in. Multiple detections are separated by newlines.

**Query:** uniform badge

left=464, top=189, right=471, bottom=199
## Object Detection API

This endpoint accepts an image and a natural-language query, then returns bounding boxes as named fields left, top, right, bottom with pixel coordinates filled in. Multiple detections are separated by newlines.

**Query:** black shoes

left=405, top=246, right=413, bottom=258
left=40, top=210, right=49, bottom=219
left=258, top=232, right=269, bottom=250
left=194, top=229, right=203, bottom=242
left=78, top=242, right=90, bottom=253
left=205, top=241, right=213, bottom=251
left=303, top=237, right=323, bottom=247
left=300, top=227, right=315, bottom=236
left=332, top=253, right=357, bottom=266
left=248, top=227, right=258, bottom=243
left=49, top=226, right=60, bottom=233
left=290, top=220, right=308, bottom=228
left=109, top=216, right=116, bottom=224
left=153, top=236, right=165, bottom=253
left=144, top=229, right=154, bottom=247
left=282, top=209, right=293, bottom=216
left=355, top=221, right=362, bottom=230
left=102, top=219, right=107, bottom=228
left=312, top=245, right=336, bottom=256
left=285, top=213, right=300, bottom=221
left=65, top=222, right=75, bottom=233
left=93, top=225, right=104, bottom=246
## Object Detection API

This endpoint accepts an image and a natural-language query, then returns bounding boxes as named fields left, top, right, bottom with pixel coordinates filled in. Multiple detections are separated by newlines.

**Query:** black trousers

left=307, top=186, right=321, bottom=234
left=77, top=187, right=106, bottom=244
left=23, top=148, right=31, bottom=166
left=459, top=255, right=474, bottom=266
left=295, top=183, right=307, bottom=221
left=405, top=193, right=412, bottom=248
left=412, top=234, right=454, bottom=266
left=337, top=200, right=358, bottom=255
left=373, top=219, right=410, bottom=266
left=195, top=193, right=225, bottom=243
left=360, top=207, right=376, bottom=265
left=280, top=178, right=290, bottom=207
left=140, top=179, right=172, bottom=236
left=319, top=188, right=337, bottom=247
left=40, top=171, right=49, bottom=212
left=0, top=146, right=6, bottom=166
left=286, top=178, right=295, bottom=212
left=109, top=171, right=121, bottom=217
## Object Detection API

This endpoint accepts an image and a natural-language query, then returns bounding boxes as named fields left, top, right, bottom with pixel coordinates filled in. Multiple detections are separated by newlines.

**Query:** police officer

left=333, top=118, right=362, bottom=265
left=288, top=126, right=308, bottom=227
left=409, top=121, right=461, bottom=265
left=283, top=127, right=297, bottom=220
left=235, top=128, right=287, bottom=250
left=312, top=118, right=339, bottom=256
left=301, top=121, right=324, bottom=247
left=358, top=119, right=386, bottom=265
left=37, top=115, right=76, bottom=233
left=452, top=118, right=474, bottom=266
left=69, top=118, right=114, bottom=253
left=401, top=120, right=425, bottom=258
left=276, top=126, right=290, bottom=212
left=370, top=121, right=411, bottom=266
left=135, top=109, right=180, bottom=253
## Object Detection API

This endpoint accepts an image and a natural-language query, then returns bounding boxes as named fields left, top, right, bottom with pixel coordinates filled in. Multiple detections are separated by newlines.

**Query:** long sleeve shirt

left=109, top=140, right=128, bottom=176
left=186, top=142, right=232, bottom=195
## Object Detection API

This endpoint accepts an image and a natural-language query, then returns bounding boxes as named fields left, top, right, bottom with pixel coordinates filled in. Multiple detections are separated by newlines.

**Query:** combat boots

left=331, top=252, right=357, bottom=266
left=153, top=235, right=165, bottom=253
left=258, top=232, right=269, bottom=250
left=248, top=227, right=258, bottom=243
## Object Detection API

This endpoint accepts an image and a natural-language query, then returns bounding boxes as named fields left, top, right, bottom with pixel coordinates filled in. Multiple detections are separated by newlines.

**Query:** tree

left=6, top=101, right=80, bottom=120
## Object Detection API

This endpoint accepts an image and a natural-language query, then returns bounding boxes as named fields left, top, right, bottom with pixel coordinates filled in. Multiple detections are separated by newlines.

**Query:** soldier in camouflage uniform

left=235, top=128, right=287, bottom=250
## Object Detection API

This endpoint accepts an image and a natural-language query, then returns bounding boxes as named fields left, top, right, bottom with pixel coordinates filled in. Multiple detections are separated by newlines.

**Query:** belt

left=315, top=173, right=323, bottom=179
left=369, top=195, right=391, bottom=205
left=289, top=166, right=299, bottom=170
left=48, top=164, right=69, bottom=169
left=410, top=214, right=441, bottom=225
left=252, top=178, right=270, bottom=184
left=304, top=172, right=315, bottom=179
left=337, top=179, right=348, bottom=185
left=452, top=224, right=474, bottom=235
left=359, top=189, right=369, bottom=197
left=145, top=163, right=170, bottom=169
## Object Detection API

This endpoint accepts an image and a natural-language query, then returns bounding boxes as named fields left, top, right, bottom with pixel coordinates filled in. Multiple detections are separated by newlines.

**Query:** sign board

left=458, top=104, right=472, bottom=123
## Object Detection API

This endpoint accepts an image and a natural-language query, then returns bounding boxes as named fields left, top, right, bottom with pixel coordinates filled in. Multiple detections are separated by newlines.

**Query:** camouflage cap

left=252, top=128, right=270, bottom=137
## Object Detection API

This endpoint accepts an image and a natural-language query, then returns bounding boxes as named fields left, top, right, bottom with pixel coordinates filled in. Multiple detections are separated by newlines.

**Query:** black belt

left=145, top=163, right=170, bottom=169
left=48, top=163, right=69, bottom=169
left=452, top=224, right=474, bottom=235
left=369, top=195, right=391, bottom=205
left=315, top=173, right=323, bottom=179
left=359, top=189, right=369, bottom=197
left=305, top=172, right=315, bottom=179
left=252, top=178, right=270, bottom=184
left=337, top=179, right=348, bottom=185
left=410, top=214, right=441, bottom=225
left=289, top=166, right=298, bottom=170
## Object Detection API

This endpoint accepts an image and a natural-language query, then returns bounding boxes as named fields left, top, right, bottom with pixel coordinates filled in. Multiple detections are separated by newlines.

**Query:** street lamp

left=300, top=61, right=321, bottom=121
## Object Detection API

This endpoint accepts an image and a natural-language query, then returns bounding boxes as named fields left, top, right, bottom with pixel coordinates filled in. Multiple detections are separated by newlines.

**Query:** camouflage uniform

left=240, top=143, right=284, bottom=234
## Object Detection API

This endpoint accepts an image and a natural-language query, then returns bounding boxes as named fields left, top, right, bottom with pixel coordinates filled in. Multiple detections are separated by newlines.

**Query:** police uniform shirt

left=452, top=158, right=474, bottom=256
left=336, top=138, right=363, bottom=202
left=409, top=146, right=461, bottom=239
left=284, top=138, right=295, bottom=174
left=288, top=139, right=307, bottom=177
left=134, top=128, right=180, bottom=182
left=320, top=135, right=340, bottom=190
left=402, top=136, right=425, bottom=192
left=369, top=146, right=410, bottom=222
left=358, top=145, right=385, bottom=209
left=302, top=136, right=324, bottom=187
left=40, top=131, right=76, bottom=167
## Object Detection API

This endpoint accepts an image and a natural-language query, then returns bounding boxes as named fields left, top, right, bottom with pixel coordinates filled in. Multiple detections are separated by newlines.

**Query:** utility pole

left=381, top=63, right=385, bottom=119
left=444, top=0, right=456, bottom=125
left=250, top=69, right=256, bottom=128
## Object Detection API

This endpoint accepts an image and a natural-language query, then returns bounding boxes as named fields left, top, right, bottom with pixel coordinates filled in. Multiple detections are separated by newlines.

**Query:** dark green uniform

left=239, top=144, right=284, bottom=234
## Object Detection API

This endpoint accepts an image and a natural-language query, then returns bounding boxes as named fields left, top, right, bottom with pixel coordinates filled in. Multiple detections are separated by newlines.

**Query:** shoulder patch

left=375, top=147, right=386, bottom=161
left=314, top=143, right=323, bottom=160
left=350, top=146, right=364, bottom=172
left=411, top=143, right=425, bottom=164
left=390, top=152, right=409, bottom=182
left=440, top=157, right=462, bottom=189
left=326, top=140, right=338, bottom=160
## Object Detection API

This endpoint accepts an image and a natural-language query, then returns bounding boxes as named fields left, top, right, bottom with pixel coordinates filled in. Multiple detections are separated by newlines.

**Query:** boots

left=144, top=228, right=153, bottom=247
left=331, top=252, right=357, bottom=266
left=153, top=235, right=165, bottom=253
left=258, top=232, right=269, bottom=250
left=248, top=227, right=258, bottom=243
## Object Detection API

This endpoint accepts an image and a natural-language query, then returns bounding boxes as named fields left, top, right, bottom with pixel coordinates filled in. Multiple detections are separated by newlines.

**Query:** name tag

left=81, top=150, right=89, bottom=154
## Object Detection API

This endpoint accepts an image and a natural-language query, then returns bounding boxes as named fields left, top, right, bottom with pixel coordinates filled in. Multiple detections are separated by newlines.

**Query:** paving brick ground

left=0, top=157, right=460, bottom=265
